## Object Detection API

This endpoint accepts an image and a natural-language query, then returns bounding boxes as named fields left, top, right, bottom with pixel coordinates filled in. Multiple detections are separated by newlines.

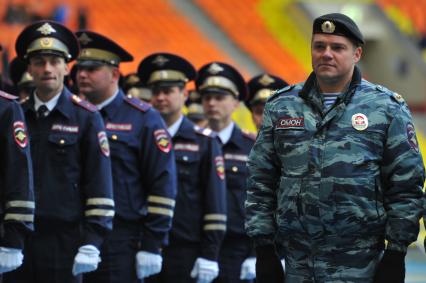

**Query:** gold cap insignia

left=258, top=74, right=275, bottom=86
left=78, top=33, right=92, bottom=45
left=321, top=20, right=335, bottom=34
left=152, top=55, right=169, bottom=66
left=37, top=23, right=57, bottom=35
left=126, top=75, right=140, bottom=85
left=40, top=38, right=53, bottom=48
left=207, top=63, right=224, bottom=74
left=189, top=90, right=200, bottom=101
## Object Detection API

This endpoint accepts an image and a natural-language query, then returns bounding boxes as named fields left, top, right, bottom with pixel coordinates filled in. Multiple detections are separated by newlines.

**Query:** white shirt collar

left=96, top=89, right=119, bottom=110
left=217, top=121, right=235, bottom=145
left=34, top=91, right=61, bottom=112
left=167, top=115, right=184, bottom=138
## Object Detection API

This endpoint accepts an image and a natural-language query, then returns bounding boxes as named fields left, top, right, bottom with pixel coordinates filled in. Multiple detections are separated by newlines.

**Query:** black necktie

left=37, top=105, right=49, bottom=118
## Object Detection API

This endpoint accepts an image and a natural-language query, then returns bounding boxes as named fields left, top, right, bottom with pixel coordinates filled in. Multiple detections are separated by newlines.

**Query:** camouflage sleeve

left=245, top=102, right=281, bottom=246
left=381, top=104, right=425, bottom=253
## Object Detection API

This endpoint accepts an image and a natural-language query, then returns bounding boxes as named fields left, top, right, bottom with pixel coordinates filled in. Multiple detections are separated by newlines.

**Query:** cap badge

left=152, top=55, right=169, bottom=66
left=258, top=74, right=275, bottom=86
left=321, top=20, right=335, bottom=34
left=351, top=113, right=368, bottom=131
left=37, top=23, right=56, bottom=35
left=207, top=63, right=224, bottom=74
left=40, top=38, right=53, bottom=48
left=78, top=33, right=92, bottom=45
left=126, top=75, right=140, bottom=85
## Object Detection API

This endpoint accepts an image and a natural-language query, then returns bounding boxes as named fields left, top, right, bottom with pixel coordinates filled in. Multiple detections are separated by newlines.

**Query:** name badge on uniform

left=276, top=117, right=304, bottom=130
left=174, top=143, right=199, bottom=152
left=106, top=123, right=132, bottom=131
left=51, top=124, right=79, bottom=133
left=351, top=113, right=368, bottom=131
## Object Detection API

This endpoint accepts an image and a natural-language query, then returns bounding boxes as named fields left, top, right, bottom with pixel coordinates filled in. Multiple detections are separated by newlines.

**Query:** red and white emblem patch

left=276, top=117, right=304, bottom=130
left=13, top=121, right=28, bottom=148
left=215, top=156, right=225, bottom=180
left=98, top=131, right=110, bottom=157
left=351, top=113, right=368, bottom=131
left=154, top=129, right=171, bottom=153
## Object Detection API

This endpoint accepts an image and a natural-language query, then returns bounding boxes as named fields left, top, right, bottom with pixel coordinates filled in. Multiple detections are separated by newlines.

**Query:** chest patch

left=174, top=143, right=199, bottom=152
left=106, top=123, right=132, bottom=131
left=224, top=153, right=248, bottom=162
left=276, top=117, right=304, bottom=130
left=51, top=124, right=79, bottom=133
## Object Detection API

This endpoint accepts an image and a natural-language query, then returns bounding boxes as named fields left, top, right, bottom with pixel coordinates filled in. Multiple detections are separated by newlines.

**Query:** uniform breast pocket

left=175, top=151, right=200, bottom=181
left=107, top=132, right=138, bottom=162
left=225, top=160, right=248, bottom=190
left=274, top=129, right=310, bottom=176
left=48, top=134, right=79, bottom=160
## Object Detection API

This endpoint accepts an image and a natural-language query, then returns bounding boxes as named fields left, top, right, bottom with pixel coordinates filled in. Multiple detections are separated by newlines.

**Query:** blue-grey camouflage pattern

left=245, top=67, right=425, bottom=282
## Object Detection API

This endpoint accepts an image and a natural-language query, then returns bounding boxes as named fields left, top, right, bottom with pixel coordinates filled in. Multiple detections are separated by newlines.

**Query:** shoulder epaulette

left=124, top=94, right=151, bottom=112
left=267, top=85, right=295, bottom=102
left=375, top=85, right=405, bottom=104
left=242, top=129, right=256, bottom=141
left=0, top=91, right=18, bottom=100
left=194, top=125, right=215, bottom=137
left=71, top=95, right=97, bottom=112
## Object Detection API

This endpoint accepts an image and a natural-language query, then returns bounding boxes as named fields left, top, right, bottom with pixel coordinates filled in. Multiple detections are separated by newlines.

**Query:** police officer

left=4, top=21, right=115, bottom=283
left=245, top=13, right=425, bottom=283
left=0, top=90, right=34, bottom=274
left=74, top=32, right=177, bottom=283
left=196, top=62, right=256, bottom=283
left=122, top=73, right=152, bottom=103
left=245, top=74, right=288, bottom=131
left=186, top=89, right=208, bottom=128
left=138, top=53, right=227, bottom=283
left=9, top=57, right=35, bottom=102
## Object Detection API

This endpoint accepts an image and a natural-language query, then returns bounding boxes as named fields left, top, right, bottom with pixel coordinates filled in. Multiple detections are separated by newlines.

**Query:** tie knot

left=37, top=105, right=49, bottom=118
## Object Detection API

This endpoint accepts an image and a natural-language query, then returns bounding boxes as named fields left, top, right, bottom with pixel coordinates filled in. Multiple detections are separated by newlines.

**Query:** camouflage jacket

left=245, top=66, right=425, bottom=253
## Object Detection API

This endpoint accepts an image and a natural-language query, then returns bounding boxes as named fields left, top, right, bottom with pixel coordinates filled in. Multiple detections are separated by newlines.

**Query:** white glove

left=72, top=245, right=101, bottom=276
left=281, top=258, right=286, bottom=271
left=239, top=257, right=256, bottom=280
left=190, top=257, right=219, bottom=283
left=0, top=247, right=23, bottom=273
left=135, top=251, right=162, bottom=279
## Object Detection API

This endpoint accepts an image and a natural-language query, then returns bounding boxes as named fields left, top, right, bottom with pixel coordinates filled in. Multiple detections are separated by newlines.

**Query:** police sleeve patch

left=406, top=122, right=419, bottom=152
left=154, top=129, right=171, bottom=153
left=13, top=121, right=28, bottom=148
left=98, top=131, right=110, bottom=157
left=215, top=156, right=225, bottom=180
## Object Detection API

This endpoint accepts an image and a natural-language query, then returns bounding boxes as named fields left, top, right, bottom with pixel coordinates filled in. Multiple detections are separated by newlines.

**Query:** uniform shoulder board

left=71, top=95, right=97, bottom=112
left=0, top=91, right=18, bottom=100
left=124, top=94, right=151, bottom=112
left=242, top=129, right=256, bottom=141
left=375, top=85, right=405, bottom=104
left=194, top=125, right=215, bottom=137
left=267, top=85, right=295, bottom=102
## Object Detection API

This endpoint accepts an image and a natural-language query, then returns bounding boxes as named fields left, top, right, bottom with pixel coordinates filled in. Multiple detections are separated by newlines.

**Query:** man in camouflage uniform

left=245, top=13, right=425, bottom=283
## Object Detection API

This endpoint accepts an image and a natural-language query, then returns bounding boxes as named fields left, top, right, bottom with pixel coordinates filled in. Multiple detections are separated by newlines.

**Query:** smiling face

left=311, top=33, right=362, bottom=92
left=28, top=54, right=68, bottom=98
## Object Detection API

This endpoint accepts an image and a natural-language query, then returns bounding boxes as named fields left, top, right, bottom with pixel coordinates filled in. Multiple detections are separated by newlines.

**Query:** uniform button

left=112, top=134, right=118, bottom=140
left=232, top=166, right=238, bottom=172
left=59, top=139, right=65, bottom=145
left=183, top=156, right=188, bottom=161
